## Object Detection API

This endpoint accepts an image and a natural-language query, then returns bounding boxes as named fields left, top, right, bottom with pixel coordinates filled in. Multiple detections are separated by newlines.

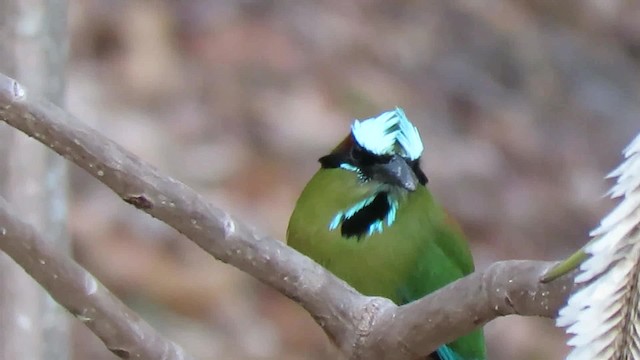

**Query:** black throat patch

left=341, top=192, right=391, bottom=239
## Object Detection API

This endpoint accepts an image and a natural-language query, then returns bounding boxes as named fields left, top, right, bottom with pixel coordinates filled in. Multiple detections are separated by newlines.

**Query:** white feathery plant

left=557, top=132, right=640, bottom=360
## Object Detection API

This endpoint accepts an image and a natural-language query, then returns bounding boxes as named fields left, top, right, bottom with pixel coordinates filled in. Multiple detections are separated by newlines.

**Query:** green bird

left=287, top=108, right=486, bottom=360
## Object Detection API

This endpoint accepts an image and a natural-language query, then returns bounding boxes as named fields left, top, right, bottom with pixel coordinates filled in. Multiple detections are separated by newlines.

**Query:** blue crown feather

left=351, top=107, right=424, bottom=160
left=351, top=111, right=399, bottom=156
left=395, top=108, right=423, bottom=160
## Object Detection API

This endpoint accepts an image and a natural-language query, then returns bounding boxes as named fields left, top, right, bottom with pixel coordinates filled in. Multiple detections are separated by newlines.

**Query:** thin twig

left=0, top=196, right=192, bottom=360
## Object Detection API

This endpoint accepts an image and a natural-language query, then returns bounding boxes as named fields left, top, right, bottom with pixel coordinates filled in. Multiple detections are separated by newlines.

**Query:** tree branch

left=0, top=195, right=192, bottom=360
left=365, top=260, right=576, bottom=359
left=0, top=73, right=576, bottom=359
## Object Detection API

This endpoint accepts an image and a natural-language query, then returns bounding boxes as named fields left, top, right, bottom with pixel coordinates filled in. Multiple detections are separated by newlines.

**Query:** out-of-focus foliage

left=65, top=1, right=640, bottom=359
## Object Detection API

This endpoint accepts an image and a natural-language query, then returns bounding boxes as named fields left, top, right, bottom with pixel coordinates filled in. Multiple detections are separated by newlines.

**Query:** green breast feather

left=289, top=169, right=466, bottom=298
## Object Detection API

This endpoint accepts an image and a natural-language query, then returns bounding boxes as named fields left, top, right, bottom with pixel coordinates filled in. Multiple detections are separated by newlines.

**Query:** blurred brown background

left=63, top=0, right=640, bottom=359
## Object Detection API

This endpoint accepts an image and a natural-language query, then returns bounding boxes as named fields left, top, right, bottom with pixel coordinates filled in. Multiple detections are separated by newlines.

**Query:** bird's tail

left=433, top=345, right=463, bottom=360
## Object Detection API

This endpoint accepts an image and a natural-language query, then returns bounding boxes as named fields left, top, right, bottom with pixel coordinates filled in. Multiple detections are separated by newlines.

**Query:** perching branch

left=0, top=73, right=577, bottom=360
left=367, top=260, right=576, bottom=359
left=0, top=195, right=192, bottom=360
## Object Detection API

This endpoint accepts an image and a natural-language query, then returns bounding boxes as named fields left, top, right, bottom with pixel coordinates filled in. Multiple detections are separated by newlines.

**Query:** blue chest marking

left=328, top=191, right=400, bottom=239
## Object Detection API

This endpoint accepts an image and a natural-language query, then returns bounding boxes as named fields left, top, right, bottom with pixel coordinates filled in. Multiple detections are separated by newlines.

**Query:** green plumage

left=288, top=168, right=486, bottom=359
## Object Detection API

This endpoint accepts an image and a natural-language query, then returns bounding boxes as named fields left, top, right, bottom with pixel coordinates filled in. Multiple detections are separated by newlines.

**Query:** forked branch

left=0, top=73, right=576, bottom=360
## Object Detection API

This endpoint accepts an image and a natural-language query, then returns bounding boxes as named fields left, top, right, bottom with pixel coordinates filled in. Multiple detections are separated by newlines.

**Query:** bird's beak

left=371, top=155, right=419, bottom=192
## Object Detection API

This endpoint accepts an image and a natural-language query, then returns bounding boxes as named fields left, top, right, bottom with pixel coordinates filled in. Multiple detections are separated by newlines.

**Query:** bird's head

left=318, top=107, right=428, bottom=239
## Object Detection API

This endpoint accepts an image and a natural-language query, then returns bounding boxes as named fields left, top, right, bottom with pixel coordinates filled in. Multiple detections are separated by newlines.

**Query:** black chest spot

left=341, top=192, right=390, bottom=239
